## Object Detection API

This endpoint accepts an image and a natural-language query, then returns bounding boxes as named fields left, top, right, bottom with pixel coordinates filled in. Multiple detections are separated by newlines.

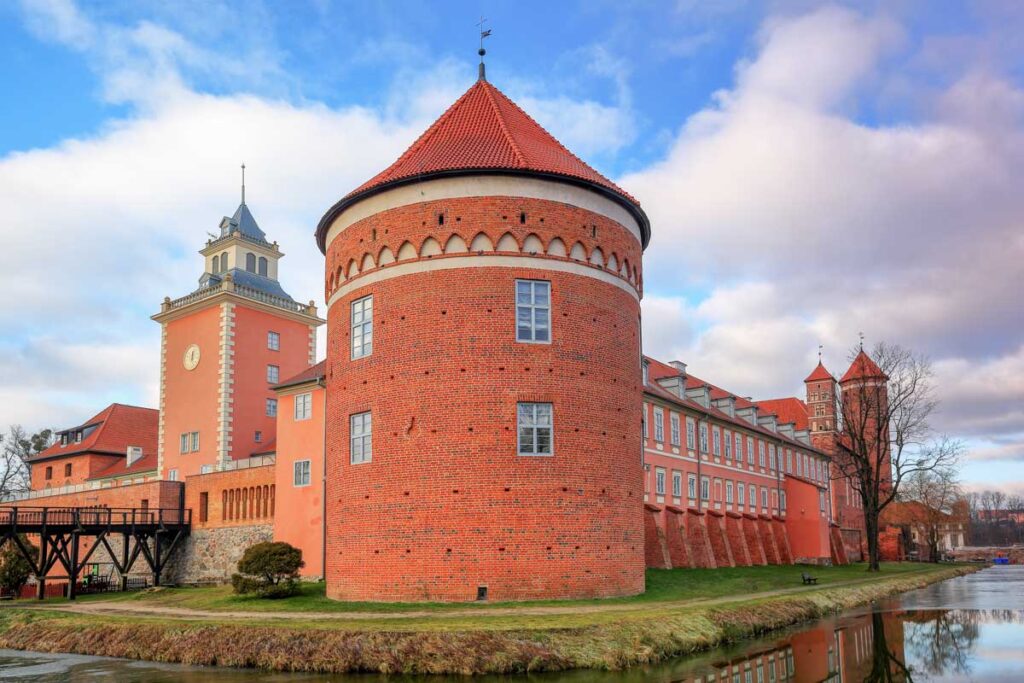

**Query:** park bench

left=801, top=572, right=818, bottom=585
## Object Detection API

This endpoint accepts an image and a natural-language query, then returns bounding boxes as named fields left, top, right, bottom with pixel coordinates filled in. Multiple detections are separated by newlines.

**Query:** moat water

left=1, top=566, right=1021, bottom=682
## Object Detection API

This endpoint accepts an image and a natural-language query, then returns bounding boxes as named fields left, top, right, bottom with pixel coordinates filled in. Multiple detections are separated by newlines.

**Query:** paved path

left=5, top=569, right=942, bottom=623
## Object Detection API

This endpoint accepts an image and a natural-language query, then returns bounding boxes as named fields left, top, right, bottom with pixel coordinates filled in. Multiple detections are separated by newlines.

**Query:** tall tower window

left=212, top=255, right=219, bottom=273
left=515, top=280, right=550, bottom=343
left=351, top=295, right=373, bottom=359
left=350, top=411, right=372, bottom=464
left=246, top=253, right=256, bottom=272
left=258, top=256, right=268, bottom=276
left=517, top=402, right=553, bottom=456
left=220, top=251, right=228, bottom=272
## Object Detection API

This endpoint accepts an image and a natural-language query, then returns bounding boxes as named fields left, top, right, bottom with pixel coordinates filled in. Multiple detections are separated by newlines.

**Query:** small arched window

left=211, top=255, right=219, bottom=273
left=220, top=251, right=228, bottom=272
left=246, top=253, right=256, bottom=272
left=258, top=256, right=268, bottom=276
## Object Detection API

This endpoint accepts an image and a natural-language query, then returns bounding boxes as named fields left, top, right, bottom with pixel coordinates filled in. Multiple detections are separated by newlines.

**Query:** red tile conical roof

left=841, top=350, right=888, bottom=383
left=316, top=78, right=649, bottom=252
left=804, top=361, right=834, bottom=383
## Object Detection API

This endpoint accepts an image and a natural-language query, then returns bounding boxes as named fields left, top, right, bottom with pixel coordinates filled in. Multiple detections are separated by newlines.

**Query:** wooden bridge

left=0, top=506, right=190, bottom=600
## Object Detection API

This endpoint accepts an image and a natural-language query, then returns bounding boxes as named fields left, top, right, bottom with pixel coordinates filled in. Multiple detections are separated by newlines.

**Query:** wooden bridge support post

left=67, top=531, right=80, bottom=601
left=120, top=532, right=130, bottom=592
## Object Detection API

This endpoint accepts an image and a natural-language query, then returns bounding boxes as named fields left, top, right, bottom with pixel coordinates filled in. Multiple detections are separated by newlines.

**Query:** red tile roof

left=316, top=78, right=649, bottom=251
left=841, top=350, right=888, bottom=383
left=273, top=360, right=326, bottom=390
left=30, top=404, right=158, bottom=464
left=755, top=398, right=810, bottom=431
left=643, top=356, right=826, bottom=456
left=804, top=361, right=834, bottom=383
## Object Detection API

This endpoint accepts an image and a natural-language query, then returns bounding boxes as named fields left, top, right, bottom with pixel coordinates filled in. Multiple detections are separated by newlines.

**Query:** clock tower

left=153, top=195, right=323, bottom=480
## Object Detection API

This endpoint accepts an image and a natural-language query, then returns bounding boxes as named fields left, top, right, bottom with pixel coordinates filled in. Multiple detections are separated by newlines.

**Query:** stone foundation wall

left=164, top=524, right=273, bottom=584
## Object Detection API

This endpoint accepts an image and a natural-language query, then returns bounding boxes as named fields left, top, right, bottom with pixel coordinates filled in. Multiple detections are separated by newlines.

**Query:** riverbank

left=0, top=563, right=982, bottom=675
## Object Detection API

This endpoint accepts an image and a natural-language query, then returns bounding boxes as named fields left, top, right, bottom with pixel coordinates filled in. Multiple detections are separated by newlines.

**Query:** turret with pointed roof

left=316, top=78, right=649, bottom=252
left=841, top=349, right=888, bottom=383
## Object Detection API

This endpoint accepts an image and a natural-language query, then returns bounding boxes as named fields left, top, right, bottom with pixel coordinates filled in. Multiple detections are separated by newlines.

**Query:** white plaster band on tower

left=326, top=254, right=640, bottom=310
left=323, top=175, right=644, bottom=249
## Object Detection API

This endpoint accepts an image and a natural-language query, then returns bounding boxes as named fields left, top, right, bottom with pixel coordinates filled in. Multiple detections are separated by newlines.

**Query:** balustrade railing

left=0, top=506, right=191, bottom=528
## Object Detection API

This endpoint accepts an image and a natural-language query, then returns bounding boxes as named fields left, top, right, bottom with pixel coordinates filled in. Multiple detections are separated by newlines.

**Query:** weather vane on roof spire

left=859, top=331, right=865, bottom=351
left=818, top=344, right=823, bottom=362
left=477, top=16, right=491, bottom=81
left=241, top=163, right=246, bottom=205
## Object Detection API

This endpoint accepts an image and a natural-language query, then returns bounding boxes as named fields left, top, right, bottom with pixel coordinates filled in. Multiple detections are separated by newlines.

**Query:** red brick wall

left=743, top=514, right=767, bottom=565
left=725, top=512, right=751, bottom=566
left=643, top=504, right=669, bottom=569
left=184, top=465, right=275, bottom=530
left=686, top=508, right=715, bottom=569
left=664, top=507, right=692, bottom=568
left=705, top=510, right=734, bottom=567
left=11, top=480, right=182, bottom=510
left=323, top=194, right=645, bottom=602
left=760, top=516, right=780, bottom=564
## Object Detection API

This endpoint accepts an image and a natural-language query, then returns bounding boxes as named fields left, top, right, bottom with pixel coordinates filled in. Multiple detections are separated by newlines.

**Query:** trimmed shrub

left=231, top=541, right=304, bottom=598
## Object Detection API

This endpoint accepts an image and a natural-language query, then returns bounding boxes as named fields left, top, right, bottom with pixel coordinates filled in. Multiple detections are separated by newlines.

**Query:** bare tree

left=901, top=451, right=964, bottom=562
left=831, top=342, right=960, bottom=571
left=0, top=426, right=54, bottom=498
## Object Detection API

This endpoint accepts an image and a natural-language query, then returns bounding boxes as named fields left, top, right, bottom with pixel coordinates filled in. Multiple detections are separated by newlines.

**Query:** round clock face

left=183, top=344, right=201, bottom=371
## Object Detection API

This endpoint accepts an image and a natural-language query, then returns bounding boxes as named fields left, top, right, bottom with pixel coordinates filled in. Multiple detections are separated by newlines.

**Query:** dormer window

left=75, top=431, right=82, bottom=443
left=60, top=433, right=68, bottom=446
left=642, top=360, right=649, bottom=386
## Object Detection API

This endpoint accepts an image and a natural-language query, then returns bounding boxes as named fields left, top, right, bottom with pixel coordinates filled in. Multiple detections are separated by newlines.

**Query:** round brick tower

left=315, top=73, right=651, bottom=602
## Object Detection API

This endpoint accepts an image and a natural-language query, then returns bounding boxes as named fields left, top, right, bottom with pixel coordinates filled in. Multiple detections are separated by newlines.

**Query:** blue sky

left=1, top=0, right=1022, bottom=494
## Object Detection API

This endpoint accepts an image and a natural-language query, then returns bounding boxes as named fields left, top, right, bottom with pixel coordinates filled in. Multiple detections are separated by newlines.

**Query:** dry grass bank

left=0, top=564, right=980, bottom=675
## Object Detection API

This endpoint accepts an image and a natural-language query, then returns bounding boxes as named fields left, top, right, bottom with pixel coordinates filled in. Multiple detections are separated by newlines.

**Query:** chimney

left=669, top=360, right=688, bottom=378
left=685, top=384, right=711, bottom=408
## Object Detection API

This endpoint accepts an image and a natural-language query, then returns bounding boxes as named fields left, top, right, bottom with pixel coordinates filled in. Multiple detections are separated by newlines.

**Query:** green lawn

left=63, top=562, right=942, bottom=615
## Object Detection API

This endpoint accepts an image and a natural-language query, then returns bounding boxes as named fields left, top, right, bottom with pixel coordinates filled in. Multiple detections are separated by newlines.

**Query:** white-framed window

left=712, top=427, right=721, bottom=456
left=700, top=476, right=710, bottom=501
left=786, top=450, right=793, bottom=473
left=293, top=460, right=311, bottom=487
left=724, top=430, right=732, bottom=459
left=749, top=485, right=757, bottom=507
left=726, top=480, right=734, bottom=504
left=699, top=424, right=709, bottom=453
left=819, top=491, right=826, bottom=513
left=179, top=433, right=188, bottom=454
left=686, top=418, right=696, bottom=450
left=762, top=487, right=769, bottom=508
left=267, top=331, right=280, bottom=351
left=642, top=359, right=649, bottom=386
left=654, top=409, right=664, bottom=442
left=655, top=468, right=665, bottom=495
left=350, top=411, right=372, bottom=464
left=267, top=364, right=280, bottom=384
left=735, top=434, right=743, bottom=462
left=294, top=392, right=312, bottom=421
left=200, top=464, right=213, bottom=474
left=738, top=482, right=746, bottom=505
left=254, top=430, right=262, bottom=443
left=266, top=398, right=277, bottom=417
left=747, top=437, right=755, bottom=464
left=517, top=402, right=553, bottom=456
left=769, top=444, right=776, bottom=470
left=688, top=474, right=697, bottom=498
left=758, top=441, right=766, bottom=467
left=670, top=413, right=680, bottom=447
left=672, top=470, right=682, bottom=497
left=781, top=491, right=787, bottom=511
left=797, top=452, right=803, bottom=476
left=75, top=431, right=82, bottom=443
left=168, top=469, right=179, bottom=481
left=642, top=405, right=648, bottom=439
left=351, top=294, right=373, bottom=359
left=189, top=431, right=199, bottom=452
left=515, top=279, right=551, bottom=343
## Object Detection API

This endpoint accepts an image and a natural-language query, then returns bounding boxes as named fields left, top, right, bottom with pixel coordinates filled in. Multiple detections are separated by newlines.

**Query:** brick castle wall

left=323, top=193, right=646, bottom=602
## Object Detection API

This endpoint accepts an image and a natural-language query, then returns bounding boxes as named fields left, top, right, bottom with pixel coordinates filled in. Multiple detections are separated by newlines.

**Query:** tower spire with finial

left=241, top=163, right=246, bottom=205
left=477, top=17, right=491, bottom=81
left=858, top=332, right=864, bottom=351
left=818, top=343, right=823, bottom=362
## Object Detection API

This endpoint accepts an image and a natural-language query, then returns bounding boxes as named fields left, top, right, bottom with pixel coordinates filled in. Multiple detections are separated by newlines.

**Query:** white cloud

left=631, top=6, right=1024, bottom=494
